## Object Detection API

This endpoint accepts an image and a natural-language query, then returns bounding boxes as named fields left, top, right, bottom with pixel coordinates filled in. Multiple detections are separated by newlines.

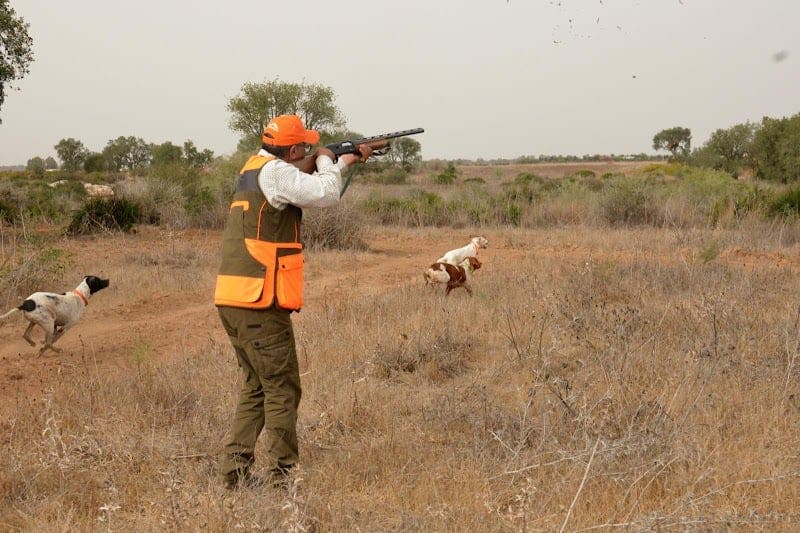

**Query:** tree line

left=653, top=112, right=800, bottom=182
left=25, top=137, right=214, bottom=175
left=24, top=78, right=422, bottom=176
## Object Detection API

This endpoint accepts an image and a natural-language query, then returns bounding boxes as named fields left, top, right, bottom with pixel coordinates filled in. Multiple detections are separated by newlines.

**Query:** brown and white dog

left=423, top=257, right=481, bottom=296
left=436, top=236, right=489, bottom=265
left=0, top=275, right=110, bottom=356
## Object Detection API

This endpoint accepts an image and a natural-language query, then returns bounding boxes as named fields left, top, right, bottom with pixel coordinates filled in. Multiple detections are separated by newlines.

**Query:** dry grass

left=1, top=220, right=800, bottom=530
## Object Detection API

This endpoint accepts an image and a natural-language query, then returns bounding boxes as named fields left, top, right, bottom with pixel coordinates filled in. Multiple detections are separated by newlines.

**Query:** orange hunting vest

left=214, top=155, right=304, bottom=311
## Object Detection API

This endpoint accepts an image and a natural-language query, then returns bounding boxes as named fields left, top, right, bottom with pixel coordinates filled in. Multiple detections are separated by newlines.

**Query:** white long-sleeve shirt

left=256, top=149, right=348, bottom=210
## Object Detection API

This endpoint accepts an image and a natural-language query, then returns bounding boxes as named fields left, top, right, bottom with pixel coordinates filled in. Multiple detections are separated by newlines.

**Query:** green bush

left=503, top=183, right=536, bottom=204
left=433, top=163, right=458, bottom=185
left=575, top=175, right=605, bottom=192
left=767, top=187, right=800, bottom=217
left=362, top=190, right=450, bottom=227
left=0, top=178, right=87, bottom=223
left=514, top=172, right=544, bottom=186
left=601, top=178, right=661, bottom=226
left=66, top=197, right=143, bottom=235
left=751, top=113, right=800, bottom=182
left=0, top=192, right=18, bottom=223
left=372, top=167, right=409, bottom=185
left=497, top=202, right=522, bottom=225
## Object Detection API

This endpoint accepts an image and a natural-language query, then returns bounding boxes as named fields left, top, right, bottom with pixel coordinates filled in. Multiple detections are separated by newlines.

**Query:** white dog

left=0, top=275, right=110, bottom=356
left=436, top=236, right=489, bottom=265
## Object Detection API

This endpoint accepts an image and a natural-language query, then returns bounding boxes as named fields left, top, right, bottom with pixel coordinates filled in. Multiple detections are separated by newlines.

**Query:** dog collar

left=72, top=289, right=89, bottom=306
left=473, top=242, right=479, bottom=255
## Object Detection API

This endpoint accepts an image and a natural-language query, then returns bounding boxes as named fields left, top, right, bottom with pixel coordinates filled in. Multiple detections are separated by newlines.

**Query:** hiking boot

left=221, top=467, right=257, bottom=490
left=222, top=467, right=291, bottom=490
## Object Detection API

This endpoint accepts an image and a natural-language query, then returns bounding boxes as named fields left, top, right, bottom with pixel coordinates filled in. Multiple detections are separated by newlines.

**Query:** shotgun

left=294, top=128, right=424, bottom=197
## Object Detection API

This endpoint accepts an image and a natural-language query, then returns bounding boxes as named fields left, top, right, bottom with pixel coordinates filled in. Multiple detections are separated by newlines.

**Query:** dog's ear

left=85, top=276, right=110, bottom=294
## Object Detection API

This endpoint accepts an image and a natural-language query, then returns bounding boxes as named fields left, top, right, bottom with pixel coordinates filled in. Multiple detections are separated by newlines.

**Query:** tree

left=652, top=127, right=691, bottom=159
left=26, top=155, right=44, bottom=176
left=693, top=122, right=756, bottom=177
left=0, top=0, right=34, bottom=122
left=150, top=141, right=183, bottom=166
left=83, top=152, right=107, bottom=172
left=751, top=113, right=800, bottom=183
left=54, top=138, right=88, bottom=172
left=387, top=137, right=422, bottom=172
left=227, top=79, right=344, bottom=150
left=102, top=136, right=151, bottom=171
left=44, top=156, right=57, bottom=170
left=183, top=140, right=214, bottom=167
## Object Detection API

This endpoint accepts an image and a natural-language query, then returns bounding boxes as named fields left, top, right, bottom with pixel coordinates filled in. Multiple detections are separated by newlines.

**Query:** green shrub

left=0, top=178, right=87, bottom=223
left=463, top=177, right=485, bottom=186
left=601, top=178, right=660, bottom=226
left=0, top=193, right=18, bottom=223
left=413, top=190, right=445, bottom=216
left=433, top=163, right=458, bottom=185
left=503, top=184, right=536, bottom=204
left=66, top=197, right=143, bottom=235
left=514, top=172, right=544, bottom=186
left=362, top=191, right=450, bottom=226
left=464, top=202, right=490, bottom=225
left=498, top=202, right=522, bottom=225
left=767, top=187, right=800, bottom=217
left=751, top=113, right=800, bottom=182
left=577, top=175, right=605, bottom=192
left=574, top=169, right=596, bottom=178
left=373, top=167, right=409, bottom=185
left=642, top=163, right=665, bottom=173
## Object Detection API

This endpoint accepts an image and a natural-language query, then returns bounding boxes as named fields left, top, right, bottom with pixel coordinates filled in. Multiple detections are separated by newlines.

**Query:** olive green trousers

left=217, top=306, right=301, bottom=480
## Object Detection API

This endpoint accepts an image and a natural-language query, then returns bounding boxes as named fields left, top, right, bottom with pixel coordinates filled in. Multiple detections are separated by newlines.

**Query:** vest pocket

left=214, top=275, right=265, bottom=304
left=276, top=253, right=304, bottom=311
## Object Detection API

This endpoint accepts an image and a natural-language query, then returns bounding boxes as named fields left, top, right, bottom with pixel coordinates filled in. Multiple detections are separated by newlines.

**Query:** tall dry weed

left=2, top=223, right=800, bottom=529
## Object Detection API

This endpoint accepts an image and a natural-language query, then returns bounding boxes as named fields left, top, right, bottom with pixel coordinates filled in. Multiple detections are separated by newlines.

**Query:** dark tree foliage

left=54, top=138, right=87, bottom=172
left=0, top=0, right=34, bottom=122
left=751, top=113, right=800, bottom=183
left=227, top=79, right=344, bottom=150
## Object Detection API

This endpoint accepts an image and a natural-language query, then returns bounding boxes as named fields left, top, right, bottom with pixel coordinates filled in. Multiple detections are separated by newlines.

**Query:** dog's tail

left=0, top=308, right=19, bottom=322
left=0, top=299, right=36, bottom=322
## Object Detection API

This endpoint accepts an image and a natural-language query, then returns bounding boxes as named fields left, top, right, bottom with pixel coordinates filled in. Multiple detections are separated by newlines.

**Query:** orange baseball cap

left=261, top=114, right=320, bottom=147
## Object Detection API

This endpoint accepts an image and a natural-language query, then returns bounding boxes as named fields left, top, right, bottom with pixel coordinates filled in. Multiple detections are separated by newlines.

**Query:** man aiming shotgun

left=214, top=114, right=421, bottom=488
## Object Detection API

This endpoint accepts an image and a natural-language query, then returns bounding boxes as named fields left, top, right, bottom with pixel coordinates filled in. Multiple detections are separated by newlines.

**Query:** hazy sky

left=1, top=0, right=798, bottom=165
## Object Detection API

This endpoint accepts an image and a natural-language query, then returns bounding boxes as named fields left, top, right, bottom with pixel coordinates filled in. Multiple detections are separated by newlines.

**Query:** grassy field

left=1, top=162, right=800, bottom=530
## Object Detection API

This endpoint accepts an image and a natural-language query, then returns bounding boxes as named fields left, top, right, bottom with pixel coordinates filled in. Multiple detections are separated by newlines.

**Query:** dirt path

left=1, top=226, right=798, bottom=416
